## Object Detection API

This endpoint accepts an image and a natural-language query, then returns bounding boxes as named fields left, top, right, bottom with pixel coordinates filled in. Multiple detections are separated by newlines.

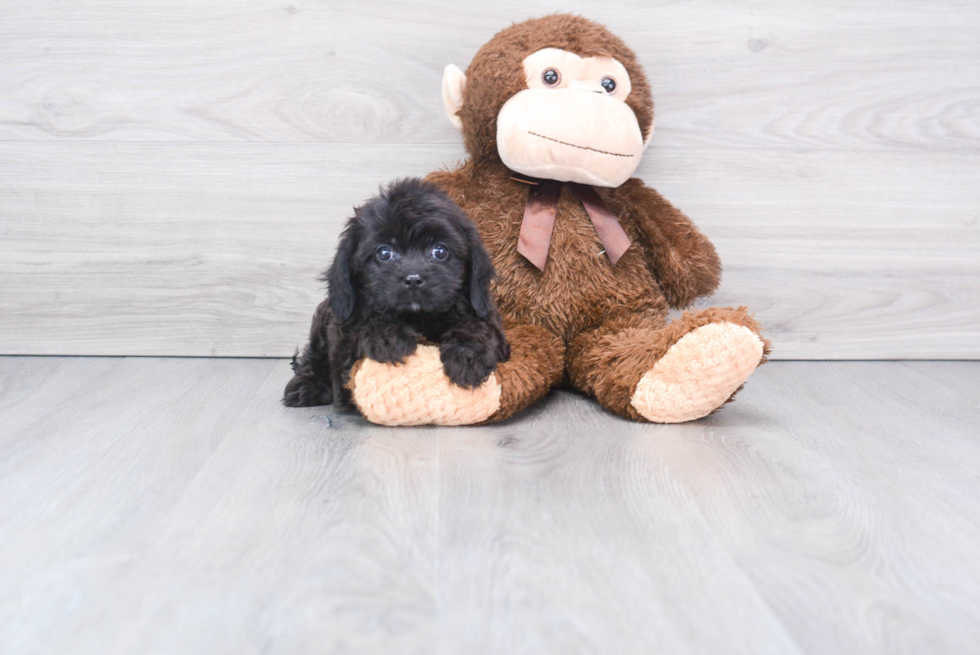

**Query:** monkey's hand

left=621, top=179, right=722, bottom=309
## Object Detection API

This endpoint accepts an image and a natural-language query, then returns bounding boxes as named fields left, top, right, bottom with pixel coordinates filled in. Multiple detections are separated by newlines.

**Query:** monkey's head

left=442, top=14, right=654, bottom=188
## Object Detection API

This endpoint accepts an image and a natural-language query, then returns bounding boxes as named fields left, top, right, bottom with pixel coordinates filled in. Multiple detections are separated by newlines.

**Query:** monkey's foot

left=349, top=344, right=501, bottom=426
left=630, top=321, right=765, bottom=423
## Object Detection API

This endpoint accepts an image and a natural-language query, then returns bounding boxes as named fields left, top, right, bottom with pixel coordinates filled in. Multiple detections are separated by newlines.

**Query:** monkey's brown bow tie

left=511, top=174, right=631, bottom=271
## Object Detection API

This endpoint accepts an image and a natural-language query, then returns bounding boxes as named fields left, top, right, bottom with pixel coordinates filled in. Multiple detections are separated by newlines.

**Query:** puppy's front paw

left=440, top=338, right=499, bottom=389
left=361, top=325, right=419, bottom=364
left=283, top=374, right=333, bottom=407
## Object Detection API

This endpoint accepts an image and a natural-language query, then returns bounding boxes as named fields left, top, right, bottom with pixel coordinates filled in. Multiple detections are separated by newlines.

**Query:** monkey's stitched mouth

left=527, top=131, right=634, bottom=158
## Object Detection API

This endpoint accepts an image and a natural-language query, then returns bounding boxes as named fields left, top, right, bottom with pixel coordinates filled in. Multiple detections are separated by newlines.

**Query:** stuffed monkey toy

left=347, top=14, right=770, bottom=426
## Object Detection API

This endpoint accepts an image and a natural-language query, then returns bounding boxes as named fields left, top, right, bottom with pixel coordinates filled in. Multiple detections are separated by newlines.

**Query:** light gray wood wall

left=1, top=1, right=978, bottom=358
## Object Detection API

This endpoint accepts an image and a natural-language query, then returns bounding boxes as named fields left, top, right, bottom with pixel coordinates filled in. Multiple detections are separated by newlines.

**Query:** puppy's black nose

left=403, top=274, right=424, bottom=288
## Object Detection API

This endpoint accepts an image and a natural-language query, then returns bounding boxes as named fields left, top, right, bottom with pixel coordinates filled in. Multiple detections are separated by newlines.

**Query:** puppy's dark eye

left=376, top=245, right=394, bottom=262
left=542, top=68, right=560, bottom=86
left=601, top=77, right=616, bottom=94
left=431, top=244, right=449, bottom=260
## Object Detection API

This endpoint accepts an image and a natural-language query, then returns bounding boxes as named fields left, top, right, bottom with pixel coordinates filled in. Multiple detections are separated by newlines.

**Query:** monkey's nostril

left=403, top=274, right=424, bottom=288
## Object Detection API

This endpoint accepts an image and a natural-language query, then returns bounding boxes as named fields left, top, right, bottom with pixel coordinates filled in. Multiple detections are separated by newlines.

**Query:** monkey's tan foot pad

left=350, top=344, right=501, bottom=426
left=630, top=322, right=765, bottom=424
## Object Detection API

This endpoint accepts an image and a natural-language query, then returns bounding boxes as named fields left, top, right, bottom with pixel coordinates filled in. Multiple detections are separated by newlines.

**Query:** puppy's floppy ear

left=461, top=220, right=495, bottom=319
left=325, top=222, right=359, bottom=324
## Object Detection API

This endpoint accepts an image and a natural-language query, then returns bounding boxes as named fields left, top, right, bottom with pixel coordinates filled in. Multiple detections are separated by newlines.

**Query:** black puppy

left=283, top=177, right=510, bottom=408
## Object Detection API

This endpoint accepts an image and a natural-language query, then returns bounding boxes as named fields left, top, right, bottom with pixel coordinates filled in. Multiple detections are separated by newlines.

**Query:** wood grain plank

left=0, top=1, right=977, bottom=150
left=661, top=361, right=980, bottom=652
left=0, top=356, right=281, bottom=655
left=0, top=356, right=801, bottom=654
left=2, top=358, right=980, bottom=652
left=60, top=366, right=440, bottom=655
left=2, top=142, right=977, bottom=358
left=432, top=394, right=802, bottom=654
left=0, top=356, right=437, bottom=654
left=901, top=361, right=980, bottom=404
left=648, top=148, right=980, bottom=359
left=0, top=142, right=458, bottom=357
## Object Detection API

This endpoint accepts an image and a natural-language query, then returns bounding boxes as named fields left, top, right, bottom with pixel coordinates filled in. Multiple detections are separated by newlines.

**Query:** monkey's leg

left=485, top=322, right=565, bottom=422
left=567, top=307, right=770, bottom=423
left=347, top=322, right=564, bottom=426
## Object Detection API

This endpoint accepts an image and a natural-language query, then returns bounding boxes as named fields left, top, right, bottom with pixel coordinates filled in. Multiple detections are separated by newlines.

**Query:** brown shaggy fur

left=419, top=14, right=769, bottom=422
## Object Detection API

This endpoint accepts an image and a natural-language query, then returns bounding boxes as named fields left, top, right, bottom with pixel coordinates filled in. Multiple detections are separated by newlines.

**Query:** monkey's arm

left=617, top=179, right=721, bottom=309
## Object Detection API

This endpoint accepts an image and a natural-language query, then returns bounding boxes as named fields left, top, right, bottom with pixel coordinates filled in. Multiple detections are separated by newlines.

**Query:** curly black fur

left=283, top=177, right=510, bottom=408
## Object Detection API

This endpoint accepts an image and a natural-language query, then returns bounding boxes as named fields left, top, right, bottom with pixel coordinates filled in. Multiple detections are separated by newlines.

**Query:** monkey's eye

left=376, top=245, right=394, bottom=262
left=431, top=244, right=449, bottom=260
left=542, top=68, right=561, bottom=86
left=601, top=77, right=617, bottom=94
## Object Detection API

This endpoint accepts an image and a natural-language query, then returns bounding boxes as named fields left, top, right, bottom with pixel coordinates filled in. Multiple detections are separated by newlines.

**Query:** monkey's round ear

left=643, top=116, right=656, bottom=150
left=441, top=64, right=466, bottom=129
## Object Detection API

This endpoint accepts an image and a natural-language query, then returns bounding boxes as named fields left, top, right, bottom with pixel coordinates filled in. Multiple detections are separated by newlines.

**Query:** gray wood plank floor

left=1, top=358, right=979, bottom=653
